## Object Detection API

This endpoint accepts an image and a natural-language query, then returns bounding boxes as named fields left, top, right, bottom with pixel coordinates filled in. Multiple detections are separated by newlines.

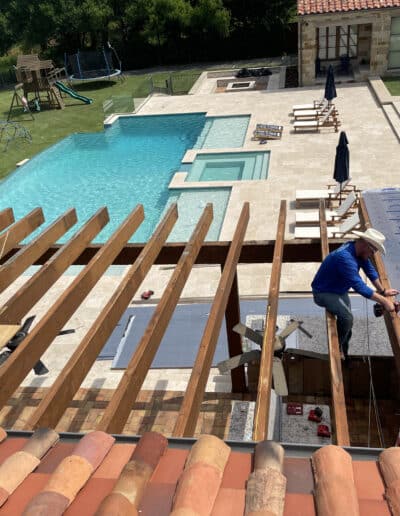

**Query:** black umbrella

left=333, top=131, right=349, bottom=204
left=324, top=65, right=337, bottom=104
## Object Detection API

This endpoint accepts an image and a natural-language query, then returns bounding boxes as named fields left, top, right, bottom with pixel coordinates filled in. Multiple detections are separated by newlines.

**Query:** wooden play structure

left=12, top=54, right=66, bottom=113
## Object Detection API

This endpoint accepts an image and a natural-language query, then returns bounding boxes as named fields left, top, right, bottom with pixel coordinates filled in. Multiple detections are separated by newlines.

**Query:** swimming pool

left=185, top=151, right=270, bottom=182
left=0, top=114, right=248, bottom=243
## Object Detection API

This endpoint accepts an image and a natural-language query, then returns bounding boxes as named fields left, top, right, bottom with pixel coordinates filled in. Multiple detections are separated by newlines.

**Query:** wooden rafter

left=0, top=207, right=109, bottom=324
left=26, top=204, right=178, bottom=430
left=0, top=208, right=15, bottom=233
left=0, top=208, right=44, bottom=259
left=359, top=198, right=400, bottom=379
left=96, top=204, right=214, bottom=434
left=0, top=208, right=77, bottom=294
left=319, top=200, right=350, bottom=446
left=252, top=200, right=286, bottom=441
left=173, top=202, right=250, bottom=437
left=0, top=206, right=144, bottom=410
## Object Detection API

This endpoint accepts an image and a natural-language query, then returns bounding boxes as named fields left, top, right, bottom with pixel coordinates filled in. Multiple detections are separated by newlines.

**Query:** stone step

left=382, top=104, right=400, bottom=143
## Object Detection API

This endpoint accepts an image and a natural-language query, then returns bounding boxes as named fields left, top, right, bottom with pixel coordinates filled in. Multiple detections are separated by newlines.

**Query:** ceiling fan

left=217, top=318, right=327, bottom=396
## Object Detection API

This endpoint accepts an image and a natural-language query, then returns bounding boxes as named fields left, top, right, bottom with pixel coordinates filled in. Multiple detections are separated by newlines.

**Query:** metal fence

left=149, top=73, right=200, bottom=96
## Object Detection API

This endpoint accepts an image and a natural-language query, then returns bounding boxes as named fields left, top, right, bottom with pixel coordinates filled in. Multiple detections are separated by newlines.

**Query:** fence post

left=149, top=76, right=154, bottom=94
left=169, top=74, right=173, bottom=95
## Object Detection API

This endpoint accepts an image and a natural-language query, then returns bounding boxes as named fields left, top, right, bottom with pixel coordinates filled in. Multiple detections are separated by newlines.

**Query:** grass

left=383, top=77, right=400, bottom=95
left=0, top=70, right=200, bottom=179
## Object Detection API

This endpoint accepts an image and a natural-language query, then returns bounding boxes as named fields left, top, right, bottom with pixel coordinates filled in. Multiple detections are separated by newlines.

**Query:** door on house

left=317, top=25, right=358, bottom=60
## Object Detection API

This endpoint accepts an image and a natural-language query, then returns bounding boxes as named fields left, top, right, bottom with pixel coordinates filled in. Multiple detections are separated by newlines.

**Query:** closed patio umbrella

left=333, top=131, right=349, bottom=204
left=324, top=65, right=337, bottom=104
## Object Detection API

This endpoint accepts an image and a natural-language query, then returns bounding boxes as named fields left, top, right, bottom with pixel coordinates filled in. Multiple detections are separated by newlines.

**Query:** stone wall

left=298, top=8, right=400, bottom=85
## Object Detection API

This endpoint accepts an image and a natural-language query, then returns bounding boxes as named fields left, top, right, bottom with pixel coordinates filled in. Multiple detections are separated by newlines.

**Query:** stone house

left=297, top=0, right=400, bottom=85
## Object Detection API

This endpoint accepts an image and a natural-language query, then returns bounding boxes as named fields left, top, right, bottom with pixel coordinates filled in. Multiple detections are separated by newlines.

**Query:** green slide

left=55, top=81, right=93, bottom=104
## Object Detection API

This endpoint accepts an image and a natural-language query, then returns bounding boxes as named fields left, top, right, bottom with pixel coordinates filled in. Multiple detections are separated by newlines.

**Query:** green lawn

left=0, top=70, right=200, bottom=179
left=383, top=77, right=400, bottom=96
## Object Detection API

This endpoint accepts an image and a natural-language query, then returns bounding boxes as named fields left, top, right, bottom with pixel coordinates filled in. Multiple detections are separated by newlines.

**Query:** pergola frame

left=0, top=202, right=399, bottom=441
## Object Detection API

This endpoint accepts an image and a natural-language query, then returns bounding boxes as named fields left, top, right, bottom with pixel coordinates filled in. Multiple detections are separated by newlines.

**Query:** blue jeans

left=313, top=291, right=353, bottom=357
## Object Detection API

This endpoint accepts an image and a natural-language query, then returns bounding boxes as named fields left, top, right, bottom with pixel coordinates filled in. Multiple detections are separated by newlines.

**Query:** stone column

left=370, top=13, right=392, bottom=75
left=299, top=21, right=318, bottom=86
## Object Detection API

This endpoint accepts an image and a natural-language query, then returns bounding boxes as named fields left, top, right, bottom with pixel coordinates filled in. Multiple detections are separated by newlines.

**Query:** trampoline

left=65, top=45, right=122, bottom=82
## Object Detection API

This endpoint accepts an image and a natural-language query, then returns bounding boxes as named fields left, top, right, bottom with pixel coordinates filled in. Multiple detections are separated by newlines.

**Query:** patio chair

left=294, top=210, right=360, bottom=239
left=293, top=105, right=340, bottom=133
left=296, top=191, right=358, bottom=225
left=292, top=97, right=325, bottom=111
left=293, top=103, right=331, bottom=121
left=0, top=120, right=32, bottom=151
left=295, top=179, right=356, bottom=208
left=252, top=124, right=283, bottom=141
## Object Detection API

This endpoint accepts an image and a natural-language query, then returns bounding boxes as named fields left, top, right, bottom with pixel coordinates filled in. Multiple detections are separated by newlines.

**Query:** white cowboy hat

left=351, top=228, right=386, bottom=255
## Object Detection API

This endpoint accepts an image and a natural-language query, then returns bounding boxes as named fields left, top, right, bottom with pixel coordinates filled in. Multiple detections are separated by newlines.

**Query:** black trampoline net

left=67, top=50, right=116, bottom=79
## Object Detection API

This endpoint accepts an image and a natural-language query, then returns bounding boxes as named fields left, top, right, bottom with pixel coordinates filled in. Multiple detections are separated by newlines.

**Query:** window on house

left=317, top=25, right=358, bottom=60
left=388, top=17, right=400, bottom=69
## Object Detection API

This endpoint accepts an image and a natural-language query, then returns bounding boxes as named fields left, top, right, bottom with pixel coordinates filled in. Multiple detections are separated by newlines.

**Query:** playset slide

left=55, top=81, right=92, bottom=104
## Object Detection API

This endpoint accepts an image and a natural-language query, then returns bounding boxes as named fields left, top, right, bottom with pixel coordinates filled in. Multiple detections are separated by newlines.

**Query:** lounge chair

left=292, top=97, right=325, bottom=111
left=293, top=105, right=340, bottom=133
left=292, top=99, right=328, bottom=119
left=295, top=179, right=355, bottom=208
left=252, top=125, right=283, bottom=141
left=294, top=210, right=360, bottom=239
left=296, top=191, right=358, bottom=225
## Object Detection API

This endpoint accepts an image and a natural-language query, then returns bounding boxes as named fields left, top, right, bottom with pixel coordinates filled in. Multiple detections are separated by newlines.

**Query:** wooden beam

left=0, top=206, right=144, bottom=410
left=225, top=273, right=247, bottom=392
left=0, top=209, right=14, bottom=233
left=26, top=204, right=178, bottom=430
left=97, top=204, right=213, bottom=434
left=0, top=208, right=44, bottom=259
left=4, top=240, right=347, bottom=267
left=0, top=209, right=77, bottom=294
left=319, top=199, right=350, bottom=446
left=253, top=200, right=286, bottom=441
left=359, top=198, right=400, bottom=381
left=173, top=203, right=249, bottom=437
left=0, top=207, right=109, bottom=324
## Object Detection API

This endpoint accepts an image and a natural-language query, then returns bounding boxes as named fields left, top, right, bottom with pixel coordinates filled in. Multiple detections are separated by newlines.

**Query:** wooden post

left=360, top=197, right=400, bottom=383
left=173, top=203, right=249, bottom=437
left=26, top=205, right=178, bottom=430
left=0, top=208, right=44, bottom=259
left=97, top=204, right=213, bottom=434
left=252, top=200, right=286, bottom=441
left=319, top=199, right=350, bottom=446
left=0, top=208, right=14, bottom=233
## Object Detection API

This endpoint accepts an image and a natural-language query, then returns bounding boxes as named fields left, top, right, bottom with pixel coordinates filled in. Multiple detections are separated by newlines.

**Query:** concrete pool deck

left=2, top=80, right=400, bottom=410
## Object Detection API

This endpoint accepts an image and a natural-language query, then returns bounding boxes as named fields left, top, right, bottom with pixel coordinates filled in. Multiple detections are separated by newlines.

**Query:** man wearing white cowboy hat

left=312, top=228, right=399, bottom=364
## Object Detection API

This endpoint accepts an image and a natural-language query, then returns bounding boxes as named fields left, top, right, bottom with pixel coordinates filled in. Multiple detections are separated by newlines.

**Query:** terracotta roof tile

left=311, top=445, right=360, bottom=515
left=72, top=431, right=115, bottom=470
left=0, top=430, right=6, bottom=444
left=297, top=0, right=400, bottom=15
left=0, top=434, right=397, bottom=515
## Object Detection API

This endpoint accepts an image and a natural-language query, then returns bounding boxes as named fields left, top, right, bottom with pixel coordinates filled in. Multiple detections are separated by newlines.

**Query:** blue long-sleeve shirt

left=311, top=241, right=378, bottom=298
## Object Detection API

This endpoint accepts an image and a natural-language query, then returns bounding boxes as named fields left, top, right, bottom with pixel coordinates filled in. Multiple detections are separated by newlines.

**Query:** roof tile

left=211, top=487, right=246, bottom=516
left=385, top=479, right=400, bottom=515
left=284, top=493, right=316, bottom=515
left=379, top=447, right=400, bottom=487
left=352, top=460, right=386, bottom=500
left=72, top=431, right=115, bottom=470
left=297, top=0, right=400, bottom=15
left=311, top=445, right=360, bottom=515
left=22, top=490, right=70, bottom=515
left=94, top=492, right=138, bottom=516
left=0, top=430, right=6, bottom=444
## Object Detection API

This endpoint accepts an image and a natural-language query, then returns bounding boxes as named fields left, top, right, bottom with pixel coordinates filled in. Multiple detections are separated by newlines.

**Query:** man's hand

left=385, top=288, right=400, bottom=297
left=381, top=297, right=396, bottom=313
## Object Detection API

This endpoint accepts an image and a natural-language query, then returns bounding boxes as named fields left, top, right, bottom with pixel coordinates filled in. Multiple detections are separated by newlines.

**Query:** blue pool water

left=0, top=114, right=247, bottom=243
left=186, top=151, right=270, bottom=182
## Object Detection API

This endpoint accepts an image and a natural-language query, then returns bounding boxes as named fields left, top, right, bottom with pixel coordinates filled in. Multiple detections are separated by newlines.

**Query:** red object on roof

left=317, top=425, right=331, bottom=438
left=308, top=410, right=322, bottom=423
left=287, top=403, right=303, bottom=416
left=297, top=0, right=400, bottom=15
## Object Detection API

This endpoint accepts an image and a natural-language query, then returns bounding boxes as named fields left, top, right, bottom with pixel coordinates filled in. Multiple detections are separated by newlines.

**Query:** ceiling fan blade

left=272, top=357, right=288, bottom=396
left=233, top=323, right=264, bottom=347
left=217, top=350, right=261, bottom=374
left=278, top=320, right=300, bottom=340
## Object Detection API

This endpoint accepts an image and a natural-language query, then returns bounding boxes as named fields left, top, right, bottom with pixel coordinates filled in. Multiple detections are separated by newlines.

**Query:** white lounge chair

left=296, top=191, right=358, bottom=225
left=295, top=179, right=354, bottom=208
left=294, top=211, right=360, bottom=239
left=292, top=99, right=328, bottom=120
left=293, top=105, right=340, bottom=133
left=292, top=98, right=325, bottom=111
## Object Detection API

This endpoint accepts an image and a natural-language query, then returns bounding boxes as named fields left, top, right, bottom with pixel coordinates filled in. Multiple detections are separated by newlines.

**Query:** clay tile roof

left=0, top=429, right=397, bottom=515
left=297, top=0, right=400, bottom=15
